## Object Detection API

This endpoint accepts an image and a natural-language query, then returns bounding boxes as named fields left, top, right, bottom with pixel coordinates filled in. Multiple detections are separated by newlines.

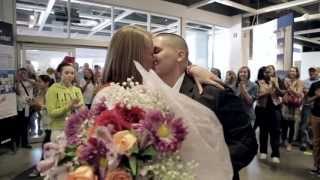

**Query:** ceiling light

left=29, top=15, right=35, bottom=21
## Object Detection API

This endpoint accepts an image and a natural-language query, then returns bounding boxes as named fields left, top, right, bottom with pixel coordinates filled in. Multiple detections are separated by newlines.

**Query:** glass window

left=121, top=11, right=148, bottom=30
left=113, top=8, right=148, bottom=32
left=151, top=14, right=179, bottom=34
left=70, top=1, right=111, bottom=41
left=185, top=22, right=213, bottom=69
left=17, top=0, right=69, bottom=38
left=213, top=26, right=230, bottom=79
left=16, top=1, right=180, bottom=40
left=75, top=48, right=107, bottom=70
left=25, top=49, right=70, bottom=75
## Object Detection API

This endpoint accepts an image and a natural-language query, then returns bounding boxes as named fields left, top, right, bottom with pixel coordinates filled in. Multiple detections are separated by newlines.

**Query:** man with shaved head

left=153, top=33, right=257, bottom=180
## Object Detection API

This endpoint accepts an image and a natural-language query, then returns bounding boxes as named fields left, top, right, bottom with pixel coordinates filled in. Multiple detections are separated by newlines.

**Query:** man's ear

left=176, top=49, right=187, bottom=62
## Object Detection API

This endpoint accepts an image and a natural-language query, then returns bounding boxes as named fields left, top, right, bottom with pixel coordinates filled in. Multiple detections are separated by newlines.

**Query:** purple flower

left=78, top=137, right=109, bottom=178
left=136, top=111, right=187, bottom=153
left=91, top=97, right=108, bottom=115
left=65, top=108, right=91, bottom=145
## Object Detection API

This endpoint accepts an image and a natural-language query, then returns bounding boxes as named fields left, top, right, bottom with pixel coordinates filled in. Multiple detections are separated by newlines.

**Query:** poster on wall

left=0, top=44, right=15, bottom=69
left=0, top=21, right=16, bottom=119
left=0, top=70, right=16, bottom=118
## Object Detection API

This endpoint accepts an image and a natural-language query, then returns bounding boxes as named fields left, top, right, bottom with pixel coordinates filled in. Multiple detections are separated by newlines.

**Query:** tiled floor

left=240, top=149, right=317, bottom=180
left=0, top=143, right=317, bottom=180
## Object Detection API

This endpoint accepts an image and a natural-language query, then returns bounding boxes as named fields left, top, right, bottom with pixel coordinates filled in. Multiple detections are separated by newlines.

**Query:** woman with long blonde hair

left=95, top=25, right=233, bottom=180
left=281, top=67, right=304, bottom=151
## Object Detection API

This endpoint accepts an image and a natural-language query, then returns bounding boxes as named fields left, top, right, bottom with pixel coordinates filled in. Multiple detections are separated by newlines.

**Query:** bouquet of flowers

left=38, top=78, right=197, bottom=180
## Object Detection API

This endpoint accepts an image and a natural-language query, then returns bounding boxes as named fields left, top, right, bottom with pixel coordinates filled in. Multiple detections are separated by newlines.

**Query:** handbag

left=283, top=92, right=302, bottom=108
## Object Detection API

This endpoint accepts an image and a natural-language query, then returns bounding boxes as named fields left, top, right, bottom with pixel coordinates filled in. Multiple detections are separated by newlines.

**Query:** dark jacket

left=180, top=75, right=258, bottom=171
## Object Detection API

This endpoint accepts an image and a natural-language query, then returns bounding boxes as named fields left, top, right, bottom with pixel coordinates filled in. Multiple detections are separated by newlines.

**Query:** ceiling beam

left=151, top=22, right=178, bottom=33
left=294, top=28, right=320, bottom=35
left=214, top=0, right=257, bottom=14
left=16, top=3, right=46, bottom=12
left=88, top=10, right=132, bottom=37
left=189, top=0, right=216, bottom=9
left=294, top=13, right=320, bottom=22
left=311, top=37, right=320, bottom=41
left=278, top=0, right=309, bottom=14
left=244, top=0, right=318, bottom=17
left=295, top=35, right=320, bottom=45
left=17, top=20, right=111, bottom=33
left=189, top=0, right=256, bottom=13
left=38, top=0, right=56, bottom=31
left=16, top=3, right=170, bottom=31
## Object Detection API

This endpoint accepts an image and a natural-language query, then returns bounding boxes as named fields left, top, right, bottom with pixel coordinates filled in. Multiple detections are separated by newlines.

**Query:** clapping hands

left=69, top=98, right=82, bottom=110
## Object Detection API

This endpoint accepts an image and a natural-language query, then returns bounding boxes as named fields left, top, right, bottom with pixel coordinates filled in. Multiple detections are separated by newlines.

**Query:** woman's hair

left=39, top=74, right=54, bottom=87
left=288, top=66, right=300, bottom=79
left=267, top=65, right=276, bottom=77
left=210, top=67, right=221, bottom=79
left=84, top=68, right=95, bottom=84
left=56, top=62, right=74, bottom=73
left=102, top=25, right=152, bottom=84
left=236, top=66, right=251, bottom=87
left=257, top=66, right=270, bottom=83
left=225, top=70, right=237, bottom=84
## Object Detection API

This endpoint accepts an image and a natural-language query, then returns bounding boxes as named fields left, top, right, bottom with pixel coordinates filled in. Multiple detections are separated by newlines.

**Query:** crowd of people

left=11, top=25, right=320, bottom=179
left=212, top=65, right=320, bottom=170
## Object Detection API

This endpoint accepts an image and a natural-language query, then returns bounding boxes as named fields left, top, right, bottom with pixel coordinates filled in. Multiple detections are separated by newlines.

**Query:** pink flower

left=37, top=158, right=55, bottom=173
left=136, top=111, right=187, bottom=153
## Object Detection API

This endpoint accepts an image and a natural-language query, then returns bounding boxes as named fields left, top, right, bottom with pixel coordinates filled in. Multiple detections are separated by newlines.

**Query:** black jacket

left=180, top=75, right=258, bottom=171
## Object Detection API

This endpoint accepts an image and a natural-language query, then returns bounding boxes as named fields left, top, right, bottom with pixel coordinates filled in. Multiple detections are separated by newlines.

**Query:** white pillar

left=229, top=15, right=243, bottom=72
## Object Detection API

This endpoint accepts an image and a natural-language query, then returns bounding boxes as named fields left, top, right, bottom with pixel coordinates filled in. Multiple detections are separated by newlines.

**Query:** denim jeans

left=298, top=105, right=312, bottom=147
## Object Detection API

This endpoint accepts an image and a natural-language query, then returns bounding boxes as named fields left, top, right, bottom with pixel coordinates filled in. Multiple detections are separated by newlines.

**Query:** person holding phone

left=46, top=62, right=84, bottom=138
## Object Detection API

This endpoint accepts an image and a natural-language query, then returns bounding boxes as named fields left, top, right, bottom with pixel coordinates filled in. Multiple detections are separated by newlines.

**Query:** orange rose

left=105, top=169, right=132, bottom=180
left=87, top=125, right=97, bottom=138
left=113, top=130, right=137, bottom=154
left=68, top=166, right=97, bottom=180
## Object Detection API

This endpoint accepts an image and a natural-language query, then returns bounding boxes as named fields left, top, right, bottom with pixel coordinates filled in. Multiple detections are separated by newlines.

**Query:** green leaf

left=132, top=143, right=139, bottom=154
left=142, top=146, right=157, bottom=157
left=65, top=151, right=76, bottom=157
left=58, top=156, right=74, bottom=166
left=65, top=145, right=77, bottom=152
left=129, top=156, right=137, bottom=176
left=100, top=158, right=108, bottom=168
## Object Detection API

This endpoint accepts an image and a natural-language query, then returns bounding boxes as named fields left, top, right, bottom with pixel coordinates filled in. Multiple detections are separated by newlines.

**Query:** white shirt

left=17, top=80, right=34, bottom=115
left=80, top=79, right=95, bottom=105
left=304, top=78, right=319, bottom=90
left=173, top=73, right=185, bottom=92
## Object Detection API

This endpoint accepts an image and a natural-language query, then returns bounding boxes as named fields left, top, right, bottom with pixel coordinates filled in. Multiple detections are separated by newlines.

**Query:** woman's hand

left=188, top=65, right=224, bottom=94
left=69, top=98, right=81, bottom=110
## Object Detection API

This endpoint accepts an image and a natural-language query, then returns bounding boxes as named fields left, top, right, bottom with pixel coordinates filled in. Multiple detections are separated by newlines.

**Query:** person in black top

left=308, top=80, right=320, bottom=174
left=153, top=33, right=258, bottom=180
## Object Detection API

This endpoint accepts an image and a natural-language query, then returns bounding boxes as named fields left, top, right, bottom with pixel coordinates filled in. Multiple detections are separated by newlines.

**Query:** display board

left=0, top=21, right=17, bottom=119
